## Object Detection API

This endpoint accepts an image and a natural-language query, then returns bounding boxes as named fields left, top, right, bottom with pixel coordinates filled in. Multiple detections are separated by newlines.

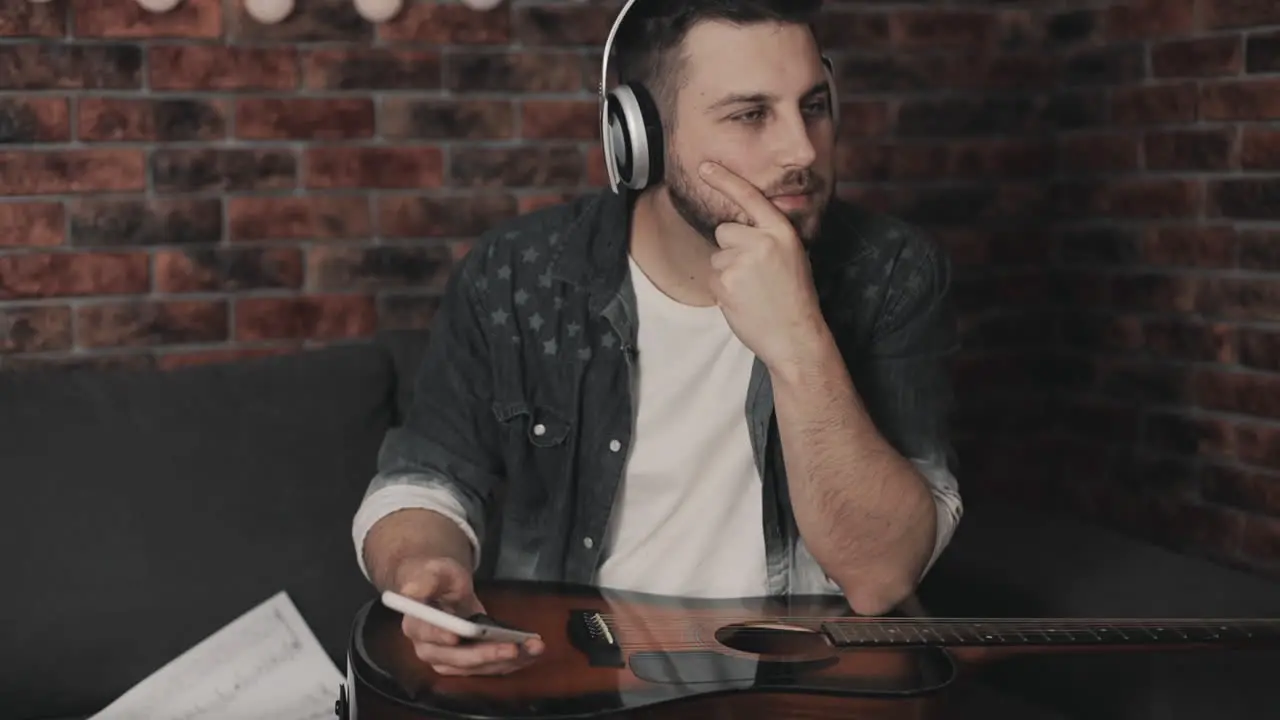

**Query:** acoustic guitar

left=336, top=579, right=1280, bottom=720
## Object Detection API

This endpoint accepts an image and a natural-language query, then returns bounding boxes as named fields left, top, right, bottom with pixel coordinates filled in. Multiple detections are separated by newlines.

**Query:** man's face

left=663, top=19, right=837, bottom=246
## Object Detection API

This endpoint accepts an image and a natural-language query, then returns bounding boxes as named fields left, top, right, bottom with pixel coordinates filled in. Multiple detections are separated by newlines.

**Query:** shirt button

left=583, top=537, right=594, bottom=549
left=533, top=423, right=546, bottom=436
left=609, top=439, right=621, bottom=452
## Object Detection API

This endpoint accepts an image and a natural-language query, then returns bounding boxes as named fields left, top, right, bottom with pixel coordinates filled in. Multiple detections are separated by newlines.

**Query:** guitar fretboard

left=821, top=620, right=1280, bottom=647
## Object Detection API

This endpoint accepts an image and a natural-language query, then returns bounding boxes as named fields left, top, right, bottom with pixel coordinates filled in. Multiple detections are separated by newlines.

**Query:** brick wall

left=1, top=0, right=1278, bottom=576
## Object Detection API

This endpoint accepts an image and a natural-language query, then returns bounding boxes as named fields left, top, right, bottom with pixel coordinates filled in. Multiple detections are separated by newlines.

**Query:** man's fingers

left=402, top=615, right=460, bottom=646
left=699, top=161, right=789, bottom=232
left=415, top=641, right=521, bottom=669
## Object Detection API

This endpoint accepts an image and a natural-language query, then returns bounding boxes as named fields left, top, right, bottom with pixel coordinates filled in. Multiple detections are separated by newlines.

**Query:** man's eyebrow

left=705, top=80, right=831, bottom=112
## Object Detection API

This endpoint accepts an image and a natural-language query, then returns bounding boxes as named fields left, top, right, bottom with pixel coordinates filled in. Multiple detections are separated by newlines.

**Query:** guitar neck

left=821, top=618, right=1280, bottom=648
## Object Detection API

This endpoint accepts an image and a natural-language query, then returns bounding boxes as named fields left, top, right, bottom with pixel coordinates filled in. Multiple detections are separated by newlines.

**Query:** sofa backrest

left=0, top=335, right=426, bottom=719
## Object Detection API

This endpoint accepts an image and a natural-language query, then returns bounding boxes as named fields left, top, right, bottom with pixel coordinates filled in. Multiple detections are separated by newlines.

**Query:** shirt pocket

left=490, top=400, right=574, bottom=523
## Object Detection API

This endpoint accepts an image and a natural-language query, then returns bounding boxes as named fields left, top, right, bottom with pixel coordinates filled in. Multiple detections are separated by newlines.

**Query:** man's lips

left=770, top=192, right=814, bottom=211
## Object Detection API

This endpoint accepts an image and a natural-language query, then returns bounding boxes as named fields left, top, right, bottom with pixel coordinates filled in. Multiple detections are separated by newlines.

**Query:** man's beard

left=665, top=153, right=828, bottom=248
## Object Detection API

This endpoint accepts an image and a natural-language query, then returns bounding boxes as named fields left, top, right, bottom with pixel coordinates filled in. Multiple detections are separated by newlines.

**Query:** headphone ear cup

left=604, top=83, right=664, bottom=191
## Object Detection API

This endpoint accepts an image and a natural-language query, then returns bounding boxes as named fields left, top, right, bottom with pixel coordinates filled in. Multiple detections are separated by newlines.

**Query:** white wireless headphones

left=599, top=0, right=840, bottom=194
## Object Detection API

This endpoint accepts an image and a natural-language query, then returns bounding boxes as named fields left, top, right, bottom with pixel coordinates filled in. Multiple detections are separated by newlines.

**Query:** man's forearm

left=362, top=508, right=475, bottom=592
left=770, top=327, right=938, bottom=616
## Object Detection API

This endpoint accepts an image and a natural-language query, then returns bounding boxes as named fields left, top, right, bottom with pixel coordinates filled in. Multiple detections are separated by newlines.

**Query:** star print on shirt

left=514, top=289, right=530, bottom=306
left=522, top=247, right=540, bottom=264
left=538, top=269, right=553, bottom=288
left=529, top=313, right=545, bottom=331
left=566, top=322, right=581, bottom=337
left=543, top=338, right=558, bottom=356
left=601, top=333, right=616, bottom=348
left=490, top=309, right=510, bottom=326
left=497, top=265, right=512, bottom=280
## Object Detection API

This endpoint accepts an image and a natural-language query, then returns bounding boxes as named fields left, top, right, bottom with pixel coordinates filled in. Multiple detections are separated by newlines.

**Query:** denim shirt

left=370, top=187, right=960, bottom=596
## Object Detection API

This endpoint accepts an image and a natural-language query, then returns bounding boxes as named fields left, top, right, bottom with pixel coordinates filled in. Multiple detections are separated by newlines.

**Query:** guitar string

left=596, top=615, right=1280, bottom=626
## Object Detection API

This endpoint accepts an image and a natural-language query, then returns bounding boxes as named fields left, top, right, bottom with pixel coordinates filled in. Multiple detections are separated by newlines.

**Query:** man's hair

left=611, top=0, right=823, bottom=127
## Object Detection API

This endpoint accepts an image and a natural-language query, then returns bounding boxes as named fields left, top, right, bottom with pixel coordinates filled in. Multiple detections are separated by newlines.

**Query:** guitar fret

left=821, top=620, right=1280, bottom=648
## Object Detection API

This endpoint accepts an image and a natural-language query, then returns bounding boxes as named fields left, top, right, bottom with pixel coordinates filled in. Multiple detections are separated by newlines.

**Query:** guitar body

left=339, top=580, right=1280, bottom=720
left=341, top=580, right=956, bottom=720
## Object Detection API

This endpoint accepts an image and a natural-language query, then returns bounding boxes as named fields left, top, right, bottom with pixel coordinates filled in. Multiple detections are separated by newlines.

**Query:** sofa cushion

left=919, top=499, right=1280, bottom=720
left=0, top=341, right=397, bottom=720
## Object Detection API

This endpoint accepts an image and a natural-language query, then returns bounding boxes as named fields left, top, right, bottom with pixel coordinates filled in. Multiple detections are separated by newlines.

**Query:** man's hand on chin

left=699, top=161, right=830, bottom=375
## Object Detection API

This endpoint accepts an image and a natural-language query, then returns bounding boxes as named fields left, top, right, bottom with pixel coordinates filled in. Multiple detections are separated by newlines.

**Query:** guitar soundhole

left=714, top=623, right=834, bottom=660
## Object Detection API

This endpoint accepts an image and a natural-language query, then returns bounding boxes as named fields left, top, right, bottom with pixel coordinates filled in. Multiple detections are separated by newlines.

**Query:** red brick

left=0, top=150, right=145, bottom=195
left=513, top=3, right=619, bottom=46
left=305, top=148, right=443, bottom=190
left=380, top=194, right=518, bottom=238
left=518, top=194, right=585, bottom=214
left=76, top=300, right=228, bottom=349
left=78, top=98, right=226, bottom=142
left=69, top=197, right=222, bottom=247
left=838, top=101, right=893, bottom=139
left=1142, top=319, right=1236, bottom=363
left=586, top=144, right=609, bottom=188
left=1152, top=37, right=1243, bottom=78
left=1111, top=83, right=1199, bottom=125
left=950, top=140, right=1053, bottom=179
left=0, top=305, right=72, bottom=353
left=73, top=0, right=221, bottom=38
left=1241, top=516, right=1280, bottom=563
left=1203, top=0, right=1280, bottom=29
left=1193, top=369, right=1280, bottom=420
left=815, top=11, right=891, bottom=50
left=0, top=1, right=64, bottom=37
left=307, top=245, right=454, bottom=291
left=236, top=98, right=373, bottom=140
left=1203, top=466, right=1280, bottom=517
left=1240, top=128, right=1280, bottom=170
left=382, top=99, right=514, bottom=140
left=0, top=45, right=141, bottom=89
left=1145, top=129, right=1235, bottom=170
left=1198, top=277, right=1280, bottom=320
left=2, top=354, right=155, bottom=372
left=891, top=10, right=995, bottom=48
left=381, top=2, right=510, bottom=44
left=229, top=196, right=370, bottom=242
left=1104, top=0, right=1196, bottom=40
left=234, top=295, right=378, bottom=341
left=445, top=51, right=584, bottom=93
left=1059, top=132, right=1141, bottom=172
left=0, top=203, right=64, bottom=247
left=451, top=146, right=583, bottom=188
left=1142, top=226, right=1237, bottom=268
left=1211, top=179, right=1280, bottom=219
left=521, top=101, right=596, bottom=140
left=150, top=46, right=299, bottom=91
left=1248, top=31, right=1280, bottom=73
left=152, top=149, right=296, bottom=193
left=1239, top=230, right=1280, bottom=271
left=1202, top=79, right=1280, bottom=120
left=1094, top=180, right=1202, bottom=219
left=155, top=248, right=303, bottom=293
left=1234, top=422, right=1280, bottom=469
left=303, top=49, right=441, bottom=90
left=0, top=252, right=148, bottom=299
left=1239, top=328, right=1280, bottom=371
left=0, top=98, right=69, bottom=142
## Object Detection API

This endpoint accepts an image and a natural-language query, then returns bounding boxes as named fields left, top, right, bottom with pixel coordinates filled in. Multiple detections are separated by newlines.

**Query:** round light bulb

left=244, top=0, right=294, bottom=24
left=460, top=0, right=504, bottom=9
left=135, top=0, right=183, bottom=12
left=353, top=0, right=404, bottom=23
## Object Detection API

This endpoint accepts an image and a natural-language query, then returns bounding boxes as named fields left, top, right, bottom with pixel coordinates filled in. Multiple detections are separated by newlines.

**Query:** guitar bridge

left=567, top=609, right=624, bottom=668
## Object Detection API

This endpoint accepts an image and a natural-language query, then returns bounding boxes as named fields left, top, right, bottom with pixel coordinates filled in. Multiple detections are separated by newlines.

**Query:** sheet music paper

left=89, top=591, right=344, bottom=720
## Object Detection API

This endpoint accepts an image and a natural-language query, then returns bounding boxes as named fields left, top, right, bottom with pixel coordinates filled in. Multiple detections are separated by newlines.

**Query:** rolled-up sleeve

left=352, top=245, right=504, bottom=578
left=860, top=230, right=964, bottom=578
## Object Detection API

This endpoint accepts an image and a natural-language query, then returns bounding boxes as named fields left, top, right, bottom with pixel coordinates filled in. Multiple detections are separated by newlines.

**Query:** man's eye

left=732, top=109, right=766, bottom=123
left=804, top=99, right=830, bottom=115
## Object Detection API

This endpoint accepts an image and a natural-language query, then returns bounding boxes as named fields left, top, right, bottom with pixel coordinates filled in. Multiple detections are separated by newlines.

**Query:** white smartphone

left=381, top=591, right=542, bottom=645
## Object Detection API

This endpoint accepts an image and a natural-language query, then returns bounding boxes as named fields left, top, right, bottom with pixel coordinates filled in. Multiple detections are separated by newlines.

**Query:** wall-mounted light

left=244, top=0, right=295, bottom=24
left=353, top=0, right=403, bottom=23
left=459, top=0, right=504, bottom=9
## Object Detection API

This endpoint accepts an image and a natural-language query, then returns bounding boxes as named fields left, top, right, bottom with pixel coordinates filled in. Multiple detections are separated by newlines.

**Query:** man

left=352, top=0, right=962, bottom=678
